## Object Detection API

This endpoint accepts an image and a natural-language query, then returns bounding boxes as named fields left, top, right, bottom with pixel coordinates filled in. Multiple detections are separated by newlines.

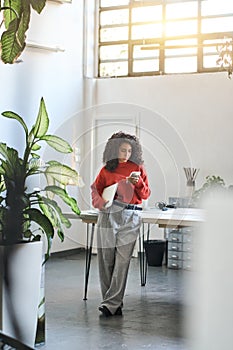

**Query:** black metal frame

left=83, top=223, right=95, bottom=301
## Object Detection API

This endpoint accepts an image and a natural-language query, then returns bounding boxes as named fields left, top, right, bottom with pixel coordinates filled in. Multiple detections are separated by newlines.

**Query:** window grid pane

left=100, top=9, right=129, bottom=26
left=100, top=0, right=129, bottom=7
left=203, top=55, right=220, bottom=69
left=131, top=23, right=163, bottom=39
left=201, top=0, right=233, bottom=16
left=100, top=27, right=129, bottom=42
left=100, top=62, right=128, bottom=77
left=98, top=0, right=233, bottom=77
left=165, top=57, right=197, bottom=73
left=100, top=44, right=128, bottom=61
left=133, top=59, right=159, bottom=73
left=201, top=17, right=233, bottom=34
left=133, top=44, right=160, bottom=59
left=166, top=1, right=198, bottom=20
left=165, top=20, right=198, bottom=36
left=132, top=5, right=162, bottom=23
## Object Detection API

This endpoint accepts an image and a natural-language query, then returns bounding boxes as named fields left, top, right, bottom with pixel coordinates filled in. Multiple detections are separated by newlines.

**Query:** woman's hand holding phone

left=127, top=171, right=140, bottom=185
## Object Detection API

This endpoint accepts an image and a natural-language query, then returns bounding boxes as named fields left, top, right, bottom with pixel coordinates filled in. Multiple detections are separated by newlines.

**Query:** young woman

left=91, top=131, right=150, bottom=317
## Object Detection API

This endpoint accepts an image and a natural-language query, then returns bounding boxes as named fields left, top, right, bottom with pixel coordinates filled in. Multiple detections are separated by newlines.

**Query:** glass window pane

left=203, top=38, right=231, bottom=55
left=132, top=5, right=162, bottom=23
left=99, top=62, right=128, bottom=77
left=165, top=39, right=197, bottom=56
left=100, top=9, right=129, bottom=26
left=203, top=55, right=220, bottom=69
left=165, top=47, right=197, bottom=56
left=133, top=59, right=159, bottom=73
left=100, top=44, right=128, bottom=60
left=202, top=17, right=233, bottom=33
left=165, top=20, right=197, bottom=36
left=165, top=57, right=197, bottom=73
left=133, top=44, right=160, bottom=59
left=131, top=23, right=162, bottom=39
left=166, top=1, right=198, bottom=20
left=100, top=27, right=128, bottom=42
left=202, top=0, right=233, bottom=16
left=100, top=0, right=129, bottom=7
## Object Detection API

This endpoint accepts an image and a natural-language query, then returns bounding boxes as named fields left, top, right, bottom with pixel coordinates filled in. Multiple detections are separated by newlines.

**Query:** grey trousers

left=96, top=204, right=141, bottom=314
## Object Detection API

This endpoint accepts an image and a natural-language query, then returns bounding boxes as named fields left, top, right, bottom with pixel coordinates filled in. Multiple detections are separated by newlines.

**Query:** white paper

left=102, top=183, right=118, bottom=208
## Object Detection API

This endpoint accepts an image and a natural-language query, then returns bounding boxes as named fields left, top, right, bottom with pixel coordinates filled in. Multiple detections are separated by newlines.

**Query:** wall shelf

left=48, top=0, right=72, bottom=3
left=26, top=41, right=65, bottom=52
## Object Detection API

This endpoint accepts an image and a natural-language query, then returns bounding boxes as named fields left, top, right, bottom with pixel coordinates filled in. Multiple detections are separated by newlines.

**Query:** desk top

left=141, top=207, right=204, bottom=227
left=65, top=207, right=204, bottom=228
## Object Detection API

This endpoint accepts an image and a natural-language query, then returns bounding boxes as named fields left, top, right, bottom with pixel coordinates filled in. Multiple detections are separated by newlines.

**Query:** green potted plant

left=0, top=2, right=78, bottom=347
left=0, top=0, right=46, bottom=64
left=0, top=97, right=81, bottom=347
left=192, top=175, right=226, bottom=205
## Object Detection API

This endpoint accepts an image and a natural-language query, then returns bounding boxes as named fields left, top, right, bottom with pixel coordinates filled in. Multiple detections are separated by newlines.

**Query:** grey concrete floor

left=37, top=251, right=190, bottom=350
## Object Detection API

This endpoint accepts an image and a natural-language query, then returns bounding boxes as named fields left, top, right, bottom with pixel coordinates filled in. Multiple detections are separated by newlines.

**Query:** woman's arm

left=91, top=169, right=108, bottom=210
left=134, top=165, right=151, bottom=200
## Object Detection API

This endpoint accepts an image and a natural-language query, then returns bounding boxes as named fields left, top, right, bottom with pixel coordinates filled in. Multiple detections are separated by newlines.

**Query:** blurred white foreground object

left=186, top=190, right=233, bottom=350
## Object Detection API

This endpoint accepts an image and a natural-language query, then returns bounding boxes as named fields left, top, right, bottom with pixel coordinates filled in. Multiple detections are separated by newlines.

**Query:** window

left=98, top=0, right=233, bottom=77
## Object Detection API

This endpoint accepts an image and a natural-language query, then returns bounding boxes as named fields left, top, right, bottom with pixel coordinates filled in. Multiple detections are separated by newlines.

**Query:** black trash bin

left=144, top=240, right=166, bottom=266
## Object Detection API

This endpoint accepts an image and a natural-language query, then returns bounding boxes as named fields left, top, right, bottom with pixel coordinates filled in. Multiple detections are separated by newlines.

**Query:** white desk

left=141, top=207, right=204, bottom=227
left=65, top=208, right=204, bottom=299
left=78, top=207, right=204, bottom=227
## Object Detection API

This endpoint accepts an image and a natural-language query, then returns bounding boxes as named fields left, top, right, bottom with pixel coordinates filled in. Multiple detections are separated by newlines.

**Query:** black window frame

left=98, top=0, right=233, bottom=78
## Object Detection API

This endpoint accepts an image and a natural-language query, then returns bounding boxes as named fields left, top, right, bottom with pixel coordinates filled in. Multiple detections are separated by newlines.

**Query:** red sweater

left=91, top=161, right=151, bottom=210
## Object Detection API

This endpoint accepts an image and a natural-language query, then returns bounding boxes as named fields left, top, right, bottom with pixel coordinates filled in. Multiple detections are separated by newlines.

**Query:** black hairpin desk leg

left=83, top=222, right=95, bottom=300
left=138, top=223, right=150, bottom=286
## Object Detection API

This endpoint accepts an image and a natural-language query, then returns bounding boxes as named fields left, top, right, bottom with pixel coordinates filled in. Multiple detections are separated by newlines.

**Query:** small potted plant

left=192, top=175, right=226, bottom=205
left=0, top=97, right=81, bottom=347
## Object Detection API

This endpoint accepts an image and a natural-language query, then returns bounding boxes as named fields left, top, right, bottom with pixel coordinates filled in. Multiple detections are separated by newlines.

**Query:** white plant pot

left=0, top=241, right=43, bottom=348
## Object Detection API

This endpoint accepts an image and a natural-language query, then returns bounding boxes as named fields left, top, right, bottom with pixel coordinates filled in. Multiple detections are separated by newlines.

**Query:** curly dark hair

left=103, top=131, right=144, bottom=171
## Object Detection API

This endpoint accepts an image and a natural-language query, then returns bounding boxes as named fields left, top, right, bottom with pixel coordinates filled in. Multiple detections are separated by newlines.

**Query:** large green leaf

left=40, top=135, right=73, bottom=153
left=1, top=1, right=46, bottom=64
left=39, top=195, right=72, bottom=228
left=2, top=111, right=28, bottom=136
left=38, top=198, right=59, bottom=228
left=45, top=185, right=81, bottom=215
left=46, top=160, right=62, bottom=166
left=57, top=229, right=64, bottom=242
left=3, top=1, right=21, bottom=29
left=0, top=144, right=22, bottom=179
left=0, top=143, right=8, bottom=160
left=26, top=208, right=54, bottom=237
left=45, top=164, right=79, bottom=186
left=45, top=172, right=56, bottom=187
left=1, top=0, right=31, bottom=63
left=31, top=143, right=41, bottom=151
left=0, top=175, right=6, bottom=192
left=1, top=17, right=25, bottom=63
left=17, top=0, right=30, bottom=46
left=33, top=97, right=49, bottom=138
left=30, top=0, right=46, bottom=14
left=25, top=207, right=54, bottom=258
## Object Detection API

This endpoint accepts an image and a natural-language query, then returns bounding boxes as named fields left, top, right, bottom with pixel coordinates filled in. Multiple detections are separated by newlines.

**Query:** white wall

left=86, top=73, right=233, bottom=206
left=78, top=73, right=233, bottom=240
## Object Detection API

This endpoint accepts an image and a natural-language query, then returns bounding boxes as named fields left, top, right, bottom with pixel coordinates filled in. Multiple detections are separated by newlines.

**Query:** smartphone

left=130, top=171, right=141, bottom=177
